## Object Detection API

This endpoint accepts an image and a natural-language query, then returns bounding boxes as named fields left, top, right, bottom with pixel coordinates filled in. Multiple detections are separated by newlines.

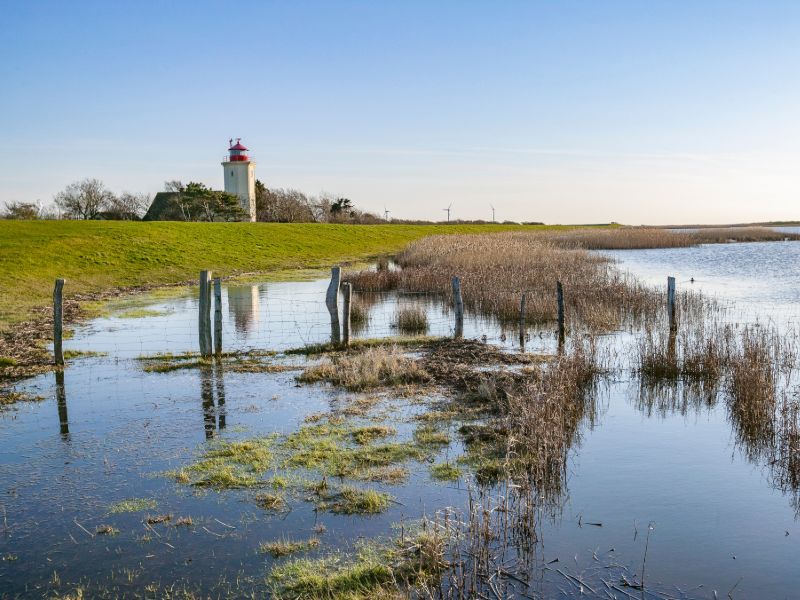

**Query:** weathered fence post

left=519, top=292, right=526, bottom=349
left=213, top=277, right=223, bottom=356
left=326, top=267, right=342, bottom=345
left=342, top=282, right=352, bottom=346
left=53, top=278, right=65, bottom=366
left=667, top=276, right=677, bottom=331
left=199, top=271, right=213, bottom=357
left=556, top=281, right=565, bottom=346
left=452, top=276, right=464, bottom=339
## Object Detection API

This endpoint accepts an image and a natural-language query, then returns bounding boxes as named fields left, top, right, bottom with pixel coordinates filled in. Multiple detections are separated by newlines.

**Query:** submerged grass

left=108, top=498, right=157, bottom=514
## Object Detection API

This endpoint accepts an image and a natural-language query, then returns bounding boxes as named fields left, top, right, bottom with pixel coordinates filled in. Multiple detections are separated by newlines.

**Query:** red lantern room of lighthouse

left=227, top=138, right=249, bottom=162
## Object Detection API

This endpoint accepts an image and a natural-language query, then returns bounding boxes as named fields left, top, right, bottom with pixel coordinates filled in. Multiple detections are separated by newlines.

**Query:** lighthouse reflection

left=200, top=364, right=226, bottom=439
left=227, top=285, right=261, bottom=336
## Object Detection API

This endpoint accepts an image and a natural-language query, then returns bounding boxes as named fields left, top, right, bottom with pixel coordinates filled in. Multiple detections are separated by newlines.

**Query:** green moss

left=108, top=498, right=157, bottom=514
left=0, top=357, right=17, bottom=367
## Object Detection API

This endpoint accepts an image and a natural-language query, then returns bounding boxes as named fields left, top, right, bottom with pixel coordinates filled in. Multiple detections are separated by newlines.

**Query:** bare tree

left=54, top=178, right=115, bottom=219
left=106, top=192, right=151, bottom=220
left=2, top=201, right=41, bottom=220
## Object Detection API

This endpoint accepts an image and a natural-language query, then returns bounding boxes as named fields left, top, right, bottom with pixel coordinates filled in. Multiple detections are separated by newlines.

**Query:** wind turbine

left=443, top=203, right=452, bottom=223
left=384, top=206, right=391, bottom=221
left=490, top=204, right=496, bottom=223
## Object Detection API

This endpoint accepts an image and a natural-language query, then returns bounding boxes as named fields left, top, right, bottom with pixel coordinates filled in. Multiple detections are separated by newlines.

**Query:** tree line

left=1, top=178, right=385, bottom=224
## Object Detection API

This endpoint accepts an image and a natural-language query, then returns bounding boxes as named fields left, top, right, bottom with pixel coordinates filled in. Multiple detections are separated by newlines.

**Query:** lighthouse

left=222, top=138, right=256, bottom=222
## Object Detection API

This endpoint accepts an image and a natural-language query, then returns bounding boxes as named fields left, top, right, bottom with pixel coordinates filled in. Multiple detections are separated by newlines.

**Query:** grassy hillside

left=0, top=220, right=570, bottom=330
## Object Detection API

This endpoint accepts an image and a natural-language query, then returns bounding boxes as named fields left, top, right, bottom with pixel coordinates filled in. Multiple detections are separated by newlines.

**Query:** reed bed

left=692, top=226, right=800, bottom=244
left=548, top=227, right=695, bottom=250
left=345, top=231, right=669, bottom=331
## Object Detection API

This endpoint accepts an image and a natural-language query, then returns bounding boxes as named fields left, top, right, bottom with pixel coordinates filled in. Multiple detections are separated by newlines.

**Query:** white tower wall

left=222, top=161, right=256, bottom=222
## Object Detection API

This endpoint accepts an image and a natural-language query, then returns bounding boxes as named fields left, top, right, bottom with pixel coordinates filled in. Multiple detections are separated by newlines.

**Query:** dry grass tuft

left=298, top=346, right=431, bottom=391
left=395, top=306, right=428, bottom=334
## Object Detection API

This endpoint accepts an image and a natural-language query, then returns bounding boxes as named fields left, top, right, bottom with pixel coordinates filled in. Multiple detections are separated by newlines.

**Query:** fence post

left=326, top=267, right=341, bottom=345
left=213, top=277, right=223, bottom=356
left=342, top=282, right=352, bottom=346
left=53, top=278, right=65, bottom=366
left=667, top=276, right=677, bottom=331
left=556, top=281, right=565, bottom=344
left=199, top=271, right=213, bottom=357
left=452, top=276, right=464, bottom=339
left=519, top=292, right=526, bottom=349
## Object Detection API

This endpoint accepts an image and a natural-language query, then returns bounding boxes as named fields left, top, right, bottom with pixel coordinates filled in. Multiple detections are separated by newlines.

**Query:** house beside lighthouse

left=222, top=138, right=256, bottom=222
left=143, top=138, right=258, bottom=221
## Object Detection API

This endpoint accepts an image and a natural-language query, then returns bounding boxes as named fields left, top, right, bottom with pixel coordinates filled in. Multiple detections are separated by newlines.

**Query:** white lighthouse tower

left=222, top=138, right=256, bottom=222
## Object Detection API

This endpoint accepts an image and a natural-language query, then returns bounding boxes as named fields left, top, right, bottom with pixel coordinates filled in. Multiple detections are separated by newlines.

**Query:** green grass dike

left=0, top=220, right=575, bottom=332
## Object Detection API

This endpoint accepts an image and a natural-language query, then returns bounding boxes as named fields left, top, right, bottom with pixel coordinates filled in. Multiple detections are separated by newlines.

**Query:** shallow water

left=1, top=243, right=799, bottom=598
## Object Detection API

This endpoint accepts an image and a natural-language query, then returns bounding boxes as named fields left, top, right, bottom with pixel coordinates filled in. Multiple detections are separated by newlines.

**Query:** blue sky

left=1, top=1, right=799, bottom=224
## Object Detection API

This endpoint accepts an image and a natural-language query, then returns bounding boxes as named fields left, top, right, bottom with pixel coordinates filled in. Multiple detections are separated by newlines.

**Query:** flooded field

left=2, top=235, right=799, bottom=599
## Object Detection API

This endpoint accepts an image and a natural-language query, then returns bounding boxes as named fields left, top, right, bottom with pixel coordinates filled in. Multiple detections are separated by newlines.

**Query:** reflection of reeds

left=728, top=328, right=778, bottom=460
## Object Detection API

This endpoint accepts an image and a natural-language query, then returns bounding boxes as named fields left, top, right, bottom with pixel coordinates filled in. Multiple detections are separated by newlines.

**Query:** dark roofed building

left=143, top=192, right=185, bottom=221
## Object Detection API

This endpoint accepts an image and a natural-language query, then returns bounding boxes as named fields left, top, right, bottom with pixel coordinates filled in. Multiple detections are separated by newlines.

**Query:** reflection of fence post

left=199, top=271, right=213, bottom=357
left=519, top=292, right=526, bottom=349
left=342, top=282, right=352, bottom=346
left=55, top=370, right=68, bottom=437
left=556, top=281, right=565, bottom=344
left=326, top=267, right=341, bottom=345
left=667, top=276, right=677, bottom=331
left=213, top=277, right=222, bottom=356
left=452, top=276, right=464, bottom=339
left=53, top=278, right=65, bottom=366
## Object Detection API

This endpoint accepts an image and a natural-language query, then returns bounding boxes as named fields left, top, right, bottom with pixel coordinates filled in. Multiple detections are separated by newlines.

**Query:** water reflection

left=55, top=370, right=69, bottom=438
left=227, top=285, right=261, bottom=335
left=200, top=364, right=226, bottom=439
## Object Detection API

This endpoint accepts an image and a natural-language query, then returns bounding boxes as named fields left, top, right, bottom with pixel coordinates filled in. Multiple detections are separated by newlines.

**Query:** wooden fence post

left=519, top=292, right=526, bottom=349
left=199, top=271, right=213, bottom=357
left=326, top=267, right=341, bottom=345
left=213, top=277, right=223, bottom=356
left=556, top=281, right=565, bottom=344
left=53, top=278, right=65, bottom=366
left=667, top=276, right=677, bottom=331
left=342, top=282, right=352, bottom=346
left=452, top=276, right=464, bottom=339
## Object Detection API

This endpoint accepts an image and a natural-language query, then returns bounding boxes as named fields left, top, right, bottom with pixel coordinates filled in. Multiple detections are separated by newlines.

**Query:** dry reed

left=395, top=305, right=428, bottom=334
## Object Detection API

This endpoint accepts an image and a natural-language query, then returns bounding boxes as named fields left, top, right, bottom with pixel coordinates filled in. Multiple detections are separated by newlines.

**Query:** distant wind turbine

left=490, top=204, right=496, bottom=223
left=443, top=203, right=452, bottom=223
left=384, top=206, right=391, bottom=221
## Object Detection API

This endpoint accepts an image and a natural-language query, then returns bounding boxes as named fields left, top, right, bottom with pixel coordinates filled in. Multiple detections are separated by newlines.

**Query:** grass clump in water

left=429, top=462, right=461, bottom=481
left=314, top=485, right=392, bottom=515
left=351, top=425, right=395, bottom=445
left=259, top=537, right=321, bottom=557
left=268, top=526, right=448, bottom=599
left=298, top=346, right=431, bottom=391
left=108, top=498, right=157, bottom=514
left=172, top=437, right=274, bottom=489
left=413, top=423, right=450, bottom=447
left=395, top=306, right=428, bottom=334
left=255, top=492, right=287, bottom=512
